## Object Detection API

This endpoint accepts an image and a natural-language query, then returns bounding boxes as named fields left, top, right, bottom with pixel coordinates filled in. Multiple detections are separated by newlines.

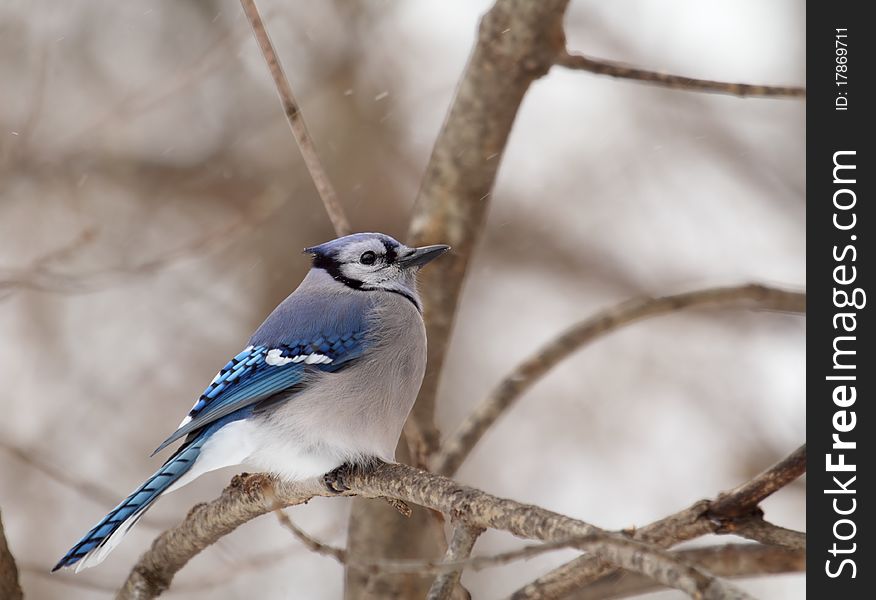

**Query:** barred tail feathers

left=52, top=440, right=204, bottom=572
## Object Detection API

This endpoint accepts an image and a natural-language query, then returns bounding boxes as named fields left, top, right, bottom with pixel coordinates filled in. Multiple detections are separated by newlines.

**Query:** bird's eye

left=359, top=251, right=377, bottom=265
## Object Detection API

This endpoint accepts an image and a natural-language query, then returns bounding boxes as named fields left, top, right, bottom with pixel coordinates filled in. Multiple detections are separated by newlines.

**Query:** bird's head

left=305, top=232, right=449, bottom=308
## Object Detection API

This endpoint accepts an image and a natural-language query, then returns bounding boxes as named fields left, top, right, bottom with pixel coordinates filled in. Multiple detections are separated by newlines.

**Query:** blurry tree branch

left=117, top=462, right=757, bottom=600
left=557, top=52, right=805, bottom=97
left=433, top=284, right=805, bottom=476
left=0, top=440, right=177, bottom=530
left=239, top=0, right=350, bottom=237
left=511, top=444, right=806, bottom=599
left=273, top=510, right=348, bottom=563
left=0, top=199, right=279, bottom=302
left=1, top=439, right=127, bottom=510
left=0, top=509, right=23, bottom=600
left=570, top=544, right=804, bottom=600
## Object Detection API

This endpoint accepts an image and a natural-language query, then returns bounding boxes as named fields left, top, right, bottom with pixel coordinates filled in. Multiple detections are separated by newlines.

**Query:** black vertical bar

left=807, top=1, right=873, bottom=597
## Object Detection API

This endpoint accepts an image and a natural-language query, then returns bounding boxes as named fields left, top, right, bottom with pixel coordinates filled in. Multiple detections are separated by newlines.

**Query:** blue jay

left=54, top=232, right=449, bottom=572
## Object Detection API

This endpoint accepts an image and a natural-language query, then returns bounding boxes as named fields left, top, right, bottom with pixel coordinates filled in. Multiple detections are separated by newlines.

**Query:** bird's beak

left=398, top=244, right=450, bottom=269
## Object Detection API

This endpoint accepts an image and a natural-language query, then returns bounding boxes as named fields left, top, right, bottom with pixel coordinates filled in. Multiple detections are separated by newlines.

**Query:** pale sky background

left=1, top=1, right=804, bottom=598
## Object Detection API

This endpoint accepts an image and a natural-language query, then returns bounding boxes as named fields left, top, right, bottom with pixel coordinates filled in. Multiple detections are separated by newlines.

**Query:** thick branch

left=434, top=284, right=805, bottom=476
left=570, top=544, right=804, bottom=600
left=557, top=52, right=805, bottom=98
left=405, top=0, right=571, bottom=457
left=512, top=444, right=806, bottom=599
left=1, top=509, right=23, bottom=600
left=118, top=463, right=753, bottom=599
left=349, top=2, right=574, bottom=597
left=239, top=0, right=350, bottom=237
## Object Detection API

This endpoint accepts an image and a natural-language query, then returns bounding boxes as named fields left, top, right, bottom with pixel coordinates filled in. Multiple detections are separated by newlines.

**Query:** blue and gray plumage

left=54, top=232, right=448, bottom=572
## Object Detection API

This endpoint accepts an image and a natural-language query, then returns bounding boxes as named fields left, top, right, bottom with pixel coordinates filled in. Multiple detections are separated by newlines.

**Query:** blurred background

left=0, top=0, right=804, bottom=598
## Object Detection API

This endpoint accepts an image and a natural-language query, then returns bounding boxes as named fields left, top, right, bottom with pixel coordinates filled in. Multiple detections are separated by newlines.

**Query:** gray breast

left=258, top=288, right=427, bottom=463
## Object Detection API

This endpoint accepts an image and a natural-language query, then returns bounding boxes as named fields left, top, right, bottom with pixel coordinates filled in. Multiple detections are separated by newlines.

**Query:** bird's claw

left=323, top=464, right=353, bottom=494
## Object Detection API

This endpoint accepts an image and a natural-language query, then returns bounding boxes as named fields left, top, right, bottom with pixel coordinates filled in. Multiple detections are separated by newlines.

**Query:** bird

left=53, top=232, right=449, bottom=572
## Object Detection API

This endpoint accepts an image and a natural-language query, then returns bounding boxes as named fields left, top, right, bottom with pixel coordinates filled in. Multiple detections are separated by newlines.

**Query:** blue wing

left=153, top=288, right=372, bottom=455
left=153, top=331, right=366, bottom=455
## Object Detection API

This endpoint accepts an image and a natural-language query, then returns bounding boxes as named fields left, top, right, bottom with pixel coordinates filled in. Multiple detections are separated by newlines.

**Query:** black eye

left=359, top=251, right=377, bottom=265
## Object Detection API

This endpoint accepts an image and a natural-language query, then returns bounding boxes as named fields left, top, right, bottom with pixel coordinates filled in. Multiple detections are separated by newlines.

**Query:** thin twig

left=0, top=509, right=23, bottom=600
left=707, top=444, right=806, bottom=519
left=720, top=517, right=806, bottom=551
left=274, top=510, right=347, bottom=562
left=427, top=524, right=483, bottom=600
left=117, top=463, right=753, bottom=599
left=511, top=444, right=806, bottom=599
left=1, top=440, right=128, bottom=509
left=569, top=544, right=805, bottom=600
left=557, top=51, right=805, bottom=98
left=0, top=199, right=279, bottom=301
left=239, top=0, right=350, bottom=237
left=433, top=284, right=805, bottom=476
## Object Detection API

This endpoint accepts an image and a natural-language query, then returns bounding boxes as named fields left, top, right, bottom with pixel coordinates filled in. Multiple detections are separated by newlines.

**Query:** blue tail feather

left=52, top=437, right=206, bottom=571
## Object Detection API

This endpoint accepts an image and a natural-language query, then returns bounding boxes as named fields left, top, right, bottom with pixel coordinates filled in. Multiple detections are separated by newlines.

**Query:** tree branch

left=719, top=517, right=806, bottom=551
left=1, top=509, right=23, bottom=600
left=426, top=524, right=482, bottom=600
left=569, top=544, right=804, bottom=600
left=433, top=284, right=805, bottom=476
left=405, top=0, right=571, bottom=458
left=117, top=474, right=317, bottom=599
left=239, top=0, right=350, bottom=237
left=557, top=51, right=805, bottom=98
left=117, top=463, right=754, bottom=599
left=274, top=509, right=347, bottom=563
left=707, top=444, right=806, bottom=519
left=348, top=1, right=574, bottom=597
left=511, top=444, right=806, bottom=599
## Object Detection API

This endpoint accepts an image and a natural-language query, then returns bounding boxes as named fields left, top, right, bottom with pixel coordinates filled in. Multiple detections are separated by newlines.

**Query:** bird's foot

left=323, top=464, right=354, bottom=494
left=323, top=458, right=387, bottom=494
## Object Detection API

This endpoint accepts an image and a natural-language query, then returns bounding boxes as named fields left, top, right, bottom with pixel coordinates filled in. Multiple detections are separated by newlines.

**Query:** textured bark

left=118, top=463, right=754, bottom=600
left=1, top=509, right=23, bottom=600
left=707, top=444, right=807, bottom=519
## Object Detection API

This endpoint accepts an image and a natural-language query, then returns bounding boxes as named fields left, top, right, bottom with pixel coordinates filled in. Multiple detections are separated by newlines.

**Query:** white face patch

left=335, top=239, right=401, bottom=286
